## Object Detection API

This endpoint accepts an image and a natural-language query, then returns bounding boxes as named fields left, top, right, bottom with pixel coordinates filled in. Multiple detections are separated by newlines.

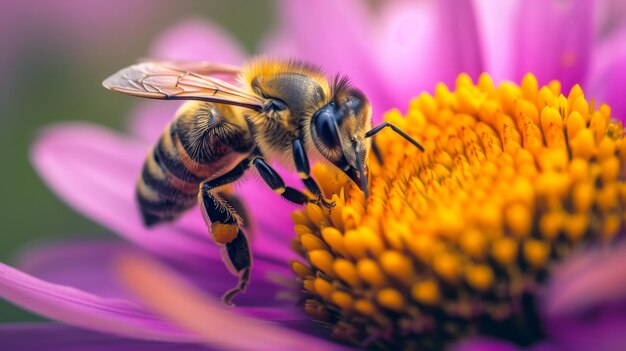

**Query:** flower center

left=290, top=73, right=626, bottom=349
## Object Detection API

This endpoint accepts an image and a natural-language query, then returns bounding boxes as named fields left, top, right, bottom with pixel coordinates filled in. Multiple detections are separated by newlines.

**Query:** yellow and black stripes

left=136, top=101, right=254, bottom=227
left=137, top=126, right=209, bottom=226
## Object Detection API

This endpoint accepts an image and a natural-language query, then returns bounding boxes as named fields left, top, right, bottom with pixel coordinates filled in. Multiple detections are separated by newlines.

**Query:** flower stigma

left=290, top=73, right=626, bottom=350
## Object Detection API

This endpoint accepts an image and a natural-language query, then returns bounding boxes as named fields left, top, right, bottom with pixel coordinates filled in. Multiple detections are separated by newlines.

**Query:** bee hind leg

left=221, top=190, right=254, bottom=233
left=199, top=159, right=253, bottom=305
left=221, top=229, right=252, bottom=306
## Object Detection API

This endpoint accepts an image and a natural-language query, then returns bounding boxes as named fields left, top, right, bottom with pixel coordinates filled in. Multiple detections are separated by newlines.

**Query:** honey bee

left=103, top=58, right=423, bottom=304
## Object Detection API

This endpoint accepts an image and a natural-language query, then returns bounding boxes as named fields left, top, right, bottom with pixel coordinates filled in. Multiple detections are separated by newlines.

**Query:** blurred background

left=0, top=0, right=273, bottom=322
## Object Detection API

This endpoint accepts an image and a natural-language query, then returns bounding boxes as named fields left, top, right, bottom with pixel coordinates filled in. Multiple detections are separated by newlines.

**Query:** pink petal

left=373, top=0, right=439, bottom=108
left=541, top=244, right=626, bottom=351
left=591, top=58, right=626, bottom=121
left=0, top=261, right=195, bottom=342
left=595, top=0, right=626, bottom=37
left=127, top=102, right=181, bottom=144
left=149, top=18, right=246, bottom=63
left=128, top=18, right=247, bottom=142
left=30, top=123, right=213, bottom=261
left=543, top=244, right=626, bottom=317
left=117, top=253, right=350, bottom=351
left=269, top=0, right=393, bottom=120
left=375, top=0, right=483, bottom=109
left=473, top=0, right=518, bottom=82
left=0, top=323, right=210, bottom=351
left=17, top=240, right=140, bottom=299
left=15, top=238, right=303, bottom=321
left=587, top=27, right=626, bottom=120
left=513, top=0, right=594, bottom=91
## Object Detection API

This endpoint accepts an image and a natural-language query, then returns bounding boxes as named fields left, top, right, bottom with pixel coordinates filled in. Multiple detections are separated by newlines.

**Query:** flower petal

left=117, top=253, right=351, bottom=351
left=127, top=102, right=180, bottom=144
left=16, top=238, right=302, bottom=316
left=375, top=0, right=483, bottom=107
left=0, top=323, right=210, bottom=351
left=587, top=27, right=626, bottom=119
left=0, top=261, right=195, bottom=342
left=591, top=56, right=626, bottom=121
left=269, top=0, right=393, bottom=119
left=128, top=18, right=247, bottom=142
left=472, top=0, right=518, bottom=83
left=541, top=244, right=626, bottom=351
left=149, top=18, right=246, bottom=63
left=30, top=123, right=212, bottom=260
left=17, top=239, right=139, bottom=299
left=512, top=0, right=594, bottom=91
left=595, top=0, right=626, bottom=37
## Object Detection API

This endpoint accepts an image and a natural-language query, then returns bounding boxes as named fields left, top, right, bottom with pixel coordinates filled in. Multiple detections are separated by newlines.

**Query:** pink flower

left=2, top=1, right=626, bottom=350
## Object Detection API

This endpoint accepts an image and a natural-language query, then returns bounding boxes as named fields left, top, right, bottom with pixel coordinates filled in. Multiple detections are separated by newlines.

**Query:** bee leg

left=252, top=156, right=313, bottom=206
left=199, top=159, right=253, bottom=305
left=292, top=139, right=335, bottom=209
left=221, top=230, right=251, bottom=306
left=365, top=122, right=425, bottom=152
left=222, top=190, right=253, bottom=232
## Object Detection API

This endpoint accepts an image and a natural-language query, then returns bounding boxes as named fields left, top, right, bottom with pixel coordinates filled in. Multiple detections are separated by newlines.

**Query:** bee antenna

left=365, top=122, right=425, bottom=152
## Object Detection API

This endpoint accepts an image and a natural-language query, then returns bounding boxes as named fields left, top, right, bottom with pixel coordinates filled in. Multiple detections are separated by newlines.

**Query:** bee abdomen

left=137, top=123, right=212, bottom=226
left=136, top=102, right=254, bottom=227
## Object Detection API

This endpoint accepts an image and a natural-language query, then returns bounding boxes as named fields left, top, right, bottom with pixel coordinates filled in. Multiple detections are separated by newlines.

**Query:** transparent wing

left=102, top=62, right=263, bottom=111
left=138, top=59, right=242, bottom=77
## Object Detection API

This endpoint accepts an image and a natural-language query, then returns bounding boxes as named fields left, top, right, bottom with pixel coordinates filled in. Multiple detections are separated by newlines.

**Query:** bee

left=103, top=58, right=424, bottom=305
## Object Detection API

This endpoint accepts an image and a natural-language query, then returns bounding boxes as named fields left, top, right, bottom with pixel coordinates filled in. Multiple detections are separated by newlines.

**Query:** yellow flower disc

left=290, top=73, right=626, bottom=349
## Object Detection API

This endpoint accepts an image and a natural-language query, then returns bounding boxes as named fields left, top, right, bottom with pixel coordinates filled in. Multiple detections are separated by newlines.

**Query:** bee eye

left=313, top=110, right=341, bottom=148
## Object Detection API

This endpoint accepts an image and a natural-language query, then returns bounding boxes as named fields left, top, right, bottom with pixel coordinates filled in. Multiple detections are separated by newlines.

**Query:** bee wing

left=138, top=59, right=242, bottom=76
left=103, top=62, right=263, bottom=111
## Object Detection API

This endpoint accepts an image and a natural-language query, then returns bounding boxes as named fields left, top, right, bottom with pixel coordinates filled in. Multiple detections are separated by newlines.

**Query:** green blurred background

left=0, top=0, right=273, bottom=322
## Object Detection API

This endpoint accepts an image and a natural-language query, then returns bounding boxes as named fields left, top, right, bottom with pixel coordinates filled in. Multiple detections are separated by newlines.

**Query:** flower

left=291, top=73, right=626, bottom=350
left=1, top=0, right=626, bottom=350
left=266, top=0, right=626, bottom=120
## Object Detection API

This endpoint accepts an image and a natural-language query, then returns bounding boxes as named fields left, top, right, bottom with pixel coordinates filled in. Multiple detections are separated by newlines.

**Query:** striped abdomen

left=137, top=101, right=254, bottom=226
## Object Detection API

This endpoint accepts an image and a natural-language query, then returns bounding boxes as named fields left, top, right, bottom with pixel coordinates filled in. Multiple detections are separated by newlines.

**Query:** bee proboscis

left=103, top=58, right=423, bottom=304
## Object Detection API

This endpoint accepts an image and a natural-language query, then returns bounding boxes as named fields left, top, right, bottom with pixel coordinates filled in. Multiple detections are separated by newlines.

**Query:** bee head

left=310, top=78, right=372, bottom=193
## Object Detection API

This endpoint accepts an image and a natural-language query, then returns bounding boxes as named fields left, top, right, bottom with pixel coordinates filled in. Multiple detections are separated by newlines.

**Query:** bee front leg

left=292, top=139, right=335, bottom=208
left=252, top=156, right=315, bottom=206
left=199, top=159, right=253, bottom=306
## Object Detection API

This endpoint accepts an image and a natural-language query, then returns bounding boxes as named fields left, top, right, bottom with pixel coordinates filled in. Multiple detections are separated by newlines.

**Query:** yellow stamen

left=411, top=280, right=440, bottom=306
